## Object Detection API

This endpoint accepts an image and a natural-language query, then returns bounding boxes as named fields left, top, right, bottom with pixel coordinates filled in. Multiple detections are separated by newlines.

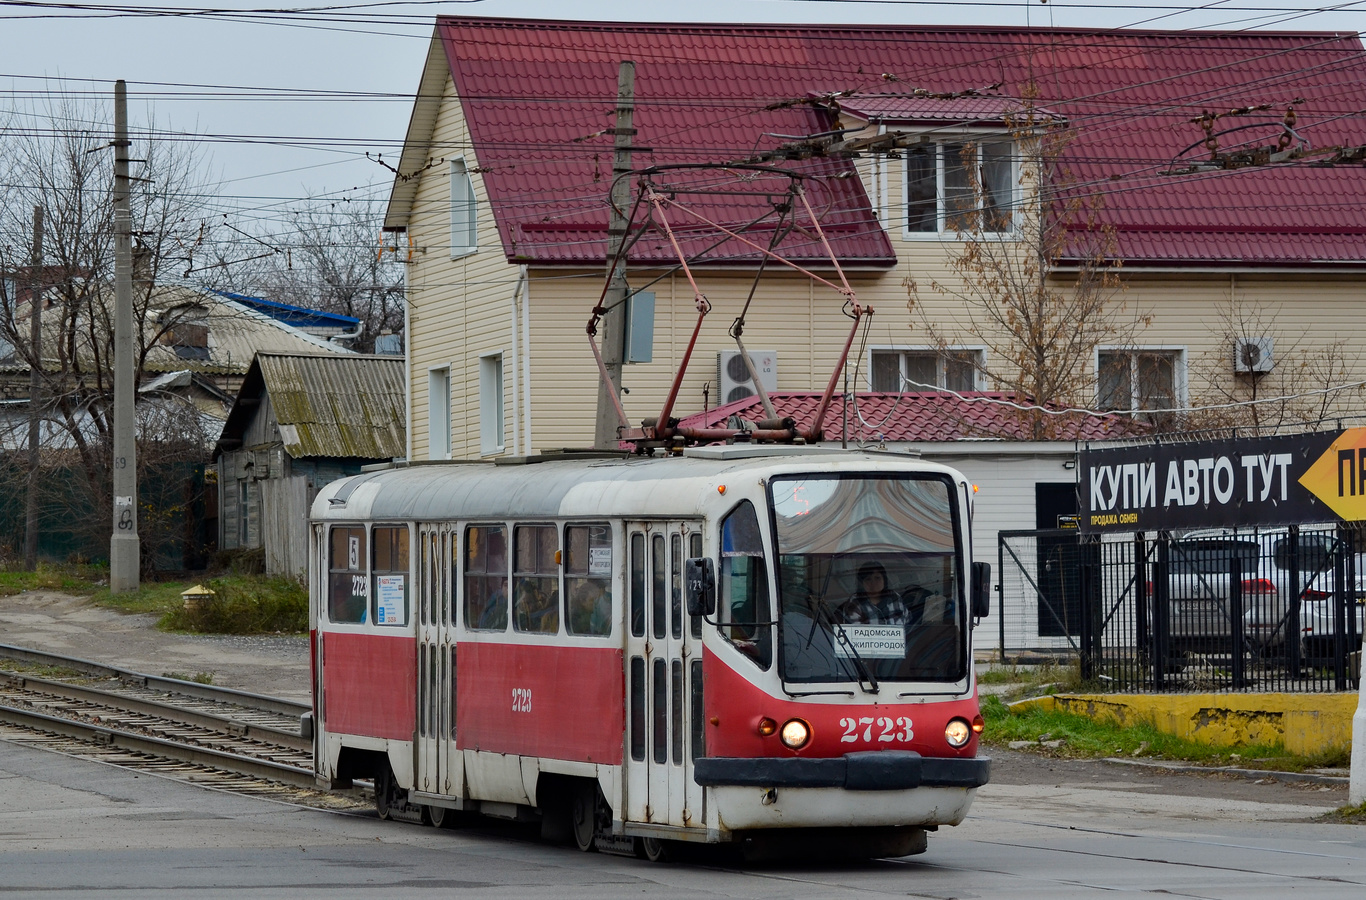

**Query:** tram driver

left=838, top=560, right=954, bottom=627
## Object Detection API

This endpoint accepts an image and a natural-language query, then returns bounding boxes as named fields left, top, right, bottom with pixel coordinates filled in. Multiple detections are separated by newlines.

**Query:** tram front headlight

left=945, top=718, right=972, bottom=748
left=779, top=718, right=811, bottom=750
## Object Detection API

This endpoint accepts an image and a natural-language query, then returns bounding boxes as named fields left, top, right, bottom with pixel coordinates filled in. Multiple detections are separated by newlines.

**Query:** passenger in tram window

left=515, top=579, right=559, bottom=633
left=839, top=562, right=911, bottom=625
left=567, top=579, right=611, bottom=636
left=475, top=581, right=509, bottom=630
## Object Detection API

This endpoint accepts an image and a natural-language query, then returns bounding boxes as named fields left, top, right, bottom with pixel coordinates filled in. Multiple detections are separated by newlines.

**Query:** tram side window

left=465, top=525, right=509, bottom=631
left=718, top=501, right=772, bottom=669
left=514, top=525, right=560, bottom=634
left=371, top=525, right=409, bottom=626
left=329, top=526, right=368, bottom=624
left=566, top=524, right=612, bottom=636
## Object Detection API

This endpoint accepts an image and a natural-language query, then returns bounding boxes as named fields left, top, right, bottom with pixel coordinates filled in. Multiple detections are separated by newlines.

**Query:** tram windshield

left=769, top=474, right=966, bottom=684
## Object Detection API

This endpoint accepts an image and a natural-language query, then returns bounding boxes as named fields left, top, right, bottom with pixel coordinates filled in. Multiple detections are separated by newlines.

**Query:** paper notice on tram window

left=375, top=575, right=405, bottom=625
left=833, top=625, right=905, bottom=659
left=589, top=546, right=612, bottom=576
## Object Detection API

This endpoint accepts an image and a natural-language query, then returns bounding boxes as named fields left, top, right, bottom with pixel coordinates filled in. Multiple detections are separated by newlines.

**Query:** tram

left=309, top=445, right=991, bottom=860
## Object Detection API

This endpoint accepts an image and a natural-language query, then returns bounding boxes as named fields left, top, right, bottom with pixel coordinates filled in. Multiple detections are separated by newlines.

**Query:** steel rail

left=0, top=671, right=309, bottom=752
left=0, top=642, right=309, bottom=718
left=0, top=702, right=316, bottom=788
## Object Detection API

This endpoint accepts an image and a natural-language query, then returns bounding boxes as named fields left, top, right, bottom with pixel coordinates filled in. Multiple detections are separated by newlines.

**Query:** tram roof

left=311, top=448, right=965, bottom=523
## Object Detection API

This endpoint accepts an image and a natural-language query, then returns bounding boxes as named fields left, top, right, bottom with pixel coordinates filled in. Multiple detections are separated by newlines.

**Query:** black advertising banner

left=1078, top=428, right=1366, bottom=533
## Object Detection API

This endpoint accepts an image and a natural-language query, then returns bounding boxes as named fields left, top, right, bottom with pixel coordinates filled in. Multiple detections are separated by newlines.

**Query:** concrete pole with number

left=110, top=79, right=140, bottom=592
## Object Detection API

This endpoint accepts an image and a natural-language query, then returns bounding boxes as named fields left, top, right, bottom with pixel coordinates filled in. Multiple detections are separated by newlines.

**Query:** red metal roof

left=435, top=18, right=1366, bottom=269
left=676, top=391, right=1149, bottom=442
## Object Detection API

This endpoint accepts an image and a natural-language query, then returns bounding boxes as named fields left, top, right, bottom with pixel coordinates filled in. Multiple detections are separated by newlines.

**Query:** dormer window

left=906, top=140, right=1015, bottom=235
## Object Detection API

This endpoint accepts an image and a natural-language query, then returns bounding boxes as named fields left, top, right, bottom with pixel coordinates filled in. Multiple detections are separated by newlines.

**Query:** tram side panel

left=322, top=631, right=417, bottom=741
left=456, top=642, right=624, bottom=764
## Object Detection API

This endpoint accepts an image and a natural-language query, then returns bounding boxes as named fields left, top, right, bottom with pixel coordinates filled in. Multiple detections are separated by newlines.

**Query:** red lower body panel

left=457, top=643, right=624, bottom=765
left=322, top=631, right=416, bottom=741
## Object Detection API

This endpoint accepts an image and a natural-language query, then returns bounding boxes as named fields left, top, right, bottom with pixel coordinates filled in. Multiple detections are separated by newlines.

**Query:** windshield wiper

left=812, top=597, right=879, bottom=695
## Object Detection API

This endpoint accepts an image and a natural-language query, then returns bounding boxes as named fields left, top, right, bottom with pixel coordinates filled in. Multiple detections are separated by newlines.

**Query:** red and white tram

left=309, top=446, right=991, bottom=860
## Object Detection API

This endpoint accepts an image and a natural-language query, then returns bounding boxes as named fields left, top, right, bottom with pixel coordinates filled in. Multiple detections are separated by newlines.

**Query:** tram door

left=416, top=525, right=460, bottom=796
left=624, top=522, right=704, bottom=829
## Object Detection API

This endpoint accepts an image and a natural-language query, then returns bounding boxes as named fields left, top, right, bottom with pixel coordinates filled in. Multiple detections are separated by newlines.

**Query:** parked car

left=1165, top=528, right=1338, bottom=654
left=1304, top=551, right=1366, bottom=658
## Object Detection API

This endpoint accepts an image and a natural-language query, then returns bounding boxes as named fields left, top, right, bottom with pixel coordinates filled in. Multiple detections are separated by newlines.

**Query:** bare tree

left=0, top=92, right=224, bottom=568
left=905, top=105, right=1149, bottom=436
left=243, top=197, right=404, bottom=353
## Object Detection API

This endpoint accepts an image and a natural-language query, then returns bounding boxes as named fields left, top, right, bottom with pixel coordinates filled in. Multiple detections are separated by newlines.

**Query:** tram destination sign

left=1078, top=428, right=1366, bottom=533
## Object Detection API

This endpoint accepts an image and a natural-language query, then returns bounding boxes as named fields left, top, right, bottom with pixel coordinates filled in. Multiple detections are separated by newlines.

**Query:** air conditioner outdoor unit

left=717, top=350, right=778, bottom=405
left=1234, top=337, right=1274, bottom=374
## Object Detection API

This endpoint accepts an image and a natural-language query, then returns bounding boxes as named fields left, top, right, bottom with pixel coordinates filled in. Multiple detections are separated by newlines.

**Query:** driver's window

left=718, top=501, right=772, bottom=669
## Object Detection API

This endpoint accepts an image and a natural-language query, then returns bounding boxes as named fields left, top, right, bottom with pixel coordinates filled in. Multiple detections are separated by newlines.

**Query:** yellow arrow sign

left=1298, top=427, right=1366, bottom=521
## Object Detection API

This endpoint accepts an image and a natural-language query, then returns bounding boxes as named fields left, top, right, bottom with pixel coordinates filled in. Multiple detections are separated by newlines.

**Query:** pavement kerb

left=1100, top=756, right=1349, bottom=786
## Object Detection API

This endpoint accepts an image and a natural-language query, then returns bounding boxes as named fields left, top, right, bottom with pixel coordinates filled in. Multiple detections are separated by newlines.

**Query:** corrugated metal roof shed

left=392, top=18, right=1366, bottom=270
left=216, top=352, right=406, bottom=460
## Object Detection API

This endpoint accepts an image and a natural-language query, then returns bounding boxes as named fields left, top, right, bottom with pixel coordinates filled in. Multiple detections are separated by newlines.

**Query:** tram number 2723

left=511, top=688, right=533, bottom=713
left=840, top=716, right=914, bottom=744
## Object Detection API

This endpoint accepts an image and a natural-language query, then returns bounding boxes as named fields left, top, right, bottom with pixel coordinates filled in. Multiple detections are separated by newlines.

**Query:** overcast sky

left=3, top=0, right=1363, bottom=239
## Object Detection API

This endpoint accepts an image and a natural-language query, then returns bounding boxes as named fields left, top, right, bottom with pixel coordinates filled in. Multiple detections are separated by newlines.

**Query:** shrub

left=159, top=576, right=307, bottom=634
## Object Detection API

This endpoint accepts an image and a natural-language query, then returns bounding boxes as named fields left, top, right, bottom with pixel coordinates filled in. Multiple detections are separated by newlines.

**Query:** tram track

left=0, top=643, right=367, bottom=812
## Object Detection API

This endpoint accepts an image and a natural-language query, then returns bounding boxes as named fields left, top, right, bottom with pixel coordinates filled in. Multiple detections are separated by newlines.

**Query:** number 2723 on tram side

left=309, top=446, right=991, bottom=861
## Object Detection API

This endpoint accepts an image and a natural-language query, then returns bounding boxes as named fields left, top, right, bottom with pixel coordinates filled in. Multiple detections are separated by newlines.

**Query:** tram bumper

left=694, top=751, right=989, bottom=831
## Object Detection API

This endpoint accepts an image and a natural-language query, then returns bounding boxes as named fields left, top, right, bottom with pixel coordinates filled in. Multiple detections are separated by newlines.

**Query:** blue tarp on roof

left=213, top=290, right=360, bottom=330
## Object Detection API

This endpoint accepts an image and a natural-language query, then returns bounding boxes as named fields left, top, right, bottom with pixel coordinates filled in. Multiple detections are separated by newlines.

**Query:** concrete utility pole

left=110, top=79, right=140, bottom=592
left=24, top=205, right=42, bottom=571
left=593, top=60, right=635, bottom=450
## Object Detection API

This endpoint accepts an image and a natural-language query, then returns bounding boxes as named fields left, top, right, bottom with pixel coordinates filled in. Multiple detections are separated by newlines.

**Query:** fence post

left=1335, top=525, right=1349, bottom=692
left=1229, top=554, right=1245, bottom=689
left=1287, top=524, right=1301, bottom=676
left=1079, top=544, right=1095, bottom=681
left=1135, top=532, right=1149, bottom=685
left=1347, top=544, right=1360, bottom=689
left=1153, top=533, right=1169, bottom=690
left=998, top=534, right=1007, bottom=664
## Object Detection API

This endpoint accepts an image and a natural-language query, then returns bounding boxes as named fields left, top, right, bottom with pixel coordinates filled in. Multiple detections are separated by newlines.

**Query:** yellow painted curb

left=1009, top=693, right=1357, bottom=755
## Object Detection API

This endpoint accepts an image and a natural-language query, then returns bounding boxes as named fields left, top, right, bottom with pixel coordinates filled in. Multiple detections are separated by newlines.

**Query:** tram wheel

left=424, top=804, right=445, bottom=828
left=570, top=784, right=598, bottom=853
left=638, top=837, right=672, bottom=863
left=375, top=769, right=395, bottom=821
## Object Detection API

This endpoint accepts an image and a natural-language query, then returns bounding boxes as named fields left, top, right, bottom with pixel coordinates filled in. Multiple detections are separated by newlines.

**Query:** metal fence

left=997, top=526, right=1363, bottom=692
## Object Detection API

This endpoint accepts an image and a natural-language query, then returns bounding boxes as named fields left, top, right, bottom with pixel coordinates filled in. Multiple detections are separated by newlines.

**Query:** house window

left=450, top=159, right=477, bottom=257
left=428, top=366, right=450, bottom=460
left=906, top=141, right=1015, bottom=235
left=479, top=353, right=504, bottom=455
left=1097, top=350, right=1182, bottom=417
left=871, top=349, right=981, bottom=392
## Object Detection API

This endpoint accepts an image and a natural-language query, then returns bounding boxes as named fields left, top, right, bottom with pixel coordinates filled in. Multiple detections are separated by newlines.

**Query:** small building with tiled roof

left=214, top=352, right=406, bottom=575
left=384, top=17, right=1366, bottom=486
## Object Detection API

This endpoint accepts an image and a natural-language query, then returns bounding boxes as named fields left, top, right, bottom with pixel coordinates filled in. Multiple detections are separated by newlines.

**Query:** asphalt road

left=2, top=741, right=1361, bottom=899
